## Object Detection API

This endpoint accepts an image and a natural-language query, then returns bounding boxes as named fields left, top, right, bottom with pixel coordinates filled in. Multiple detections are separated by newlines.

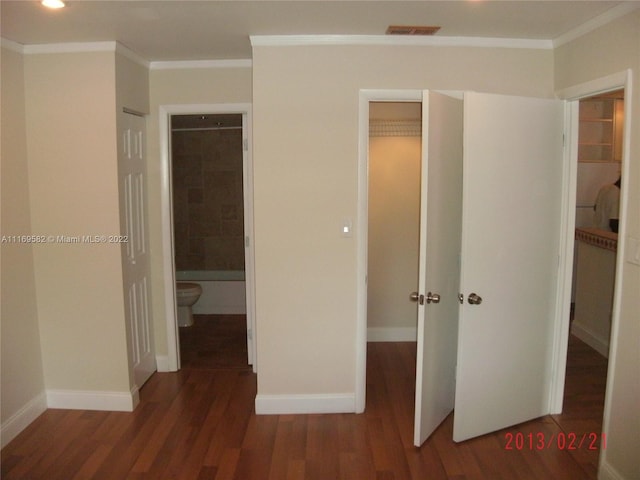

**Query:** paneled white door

left=119, top=112, right=155, bottom=389
left=453, top=92, right=564, bottom=442
left=413, top=91, right=464, bottom=446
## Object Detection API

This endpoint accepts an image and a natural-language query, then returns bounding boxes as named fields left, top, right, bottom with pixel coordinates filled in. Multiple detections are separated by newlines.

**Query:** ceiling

left=0, top=1, right=636, bottom=61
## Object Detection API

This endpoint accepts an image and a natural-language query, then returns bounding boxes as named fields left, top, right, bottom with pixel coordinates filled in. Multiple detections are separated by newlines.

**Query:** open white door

left=413, top=91, right=464, bottom=446
left=453, top=92, right=565, bottom=442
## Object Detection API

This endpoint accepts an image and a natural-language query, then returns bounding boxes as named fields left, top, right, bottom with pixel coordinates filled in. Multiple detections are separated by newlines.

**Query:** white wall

left=555, top=10, right=640, bottom=480
left=251, top=42, right=554, bottom=409
left=23, top=51, right=131, bottom=397
left=573, top=239, right=616, bottom=356
left=0, top=43, right=47, bottom=446
left=367, top=103, right=421, bottom=341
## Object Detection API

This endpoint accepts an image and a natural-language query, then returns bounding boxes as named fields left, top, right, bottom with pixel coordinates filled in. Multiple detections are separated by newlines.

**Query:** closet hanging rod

left=172, top=126, right=242, bottom=132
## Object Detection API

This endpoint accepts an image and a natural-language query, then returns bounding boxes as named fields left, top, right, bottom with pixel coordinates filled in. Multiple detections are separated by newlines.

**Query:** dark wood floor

left=1, top=316, right=608, bottom=479
left=178, top=315, right=249, bottom=370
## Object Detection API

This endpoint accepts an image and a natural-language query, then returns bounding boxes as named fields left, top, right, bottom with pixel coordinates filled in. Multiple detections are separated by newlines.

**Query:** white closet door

left=414, top=91, right=464, bottom=446
left=120, top=112, right=155, bottom=389
left=453, top=92, right=564, bottom=442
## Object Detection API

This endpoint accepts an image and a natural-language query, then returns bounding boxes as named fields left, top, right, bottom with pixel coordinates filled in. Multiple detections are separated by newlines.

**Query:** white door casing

left=453, top=92, right=565, bottom=442
left=414, top=91, right=464, bottom=446
left=158, top=103, right=256, bottom=372
left=119, top=111, right=156, bottom=389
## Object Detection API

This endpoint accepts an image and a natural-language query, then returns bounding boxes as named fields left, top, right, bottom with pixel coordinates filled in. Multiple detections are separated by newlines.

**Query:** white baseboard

left=367, top=327, right=417, bottom=342
left=571, top=322, right=609, bottom=357
left=1, top=392, right=48, bottom=448
left=598, top=460, right=626, bottom=480
left=46, top=387, right=139, bottom=412
left=255, top=393, right=355, bottom=415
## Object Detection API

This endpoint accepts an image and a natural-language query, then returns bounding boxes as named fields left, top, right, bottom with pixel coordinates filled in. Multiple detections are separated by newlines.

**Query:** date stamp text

left=505, top=432, right=606, bottom=451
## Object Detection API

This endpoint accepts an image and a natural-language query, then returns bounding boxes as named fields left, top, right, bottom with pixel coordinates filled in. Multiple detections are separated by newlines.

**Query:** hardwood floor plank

left=409, top=443, right=449, bottom=480
left=266, top=417, right=296, bottom=480
left=212, top=447, right=240, bottom=480
left=71, top=443, right=113, bottom=480
left=232, top=448, right=272, bottom=480
left=16, top=410, right=90, bottom=480
left=285, top=458, right=306, bottom=480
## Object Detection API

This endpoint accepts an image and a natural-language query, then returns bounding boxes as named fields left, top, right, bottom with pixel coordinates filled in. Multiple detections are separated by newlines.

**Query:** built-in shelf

left=578, top=95, right=624, bottom=163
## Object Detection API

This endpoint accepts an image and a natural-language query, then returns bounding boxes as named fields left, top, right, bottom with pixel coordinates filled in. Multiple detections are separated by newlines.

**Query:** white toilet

left=176, top=282, right=203, bottom=327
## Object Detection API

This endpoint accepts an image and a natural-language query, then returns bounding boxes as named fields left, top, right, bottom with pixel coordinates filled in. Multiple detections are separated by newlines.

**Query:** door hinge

left=245, top=236, right=250, bottom=247
left=243, top=138, right=249, bottom=151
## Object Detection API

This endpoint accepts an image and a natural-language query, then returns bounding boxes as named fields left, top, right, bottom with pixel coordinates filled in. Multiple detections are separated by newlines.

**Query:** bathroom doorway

left=171, top=113, right=249, bottom=369
left=159, top=103, right=255, bottom=373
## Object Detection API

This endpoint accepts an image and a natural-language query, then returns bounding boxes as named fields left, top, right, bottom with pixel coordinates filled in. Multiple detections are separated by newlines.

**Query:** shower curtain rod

left=171, top=126, right=242, bottom=132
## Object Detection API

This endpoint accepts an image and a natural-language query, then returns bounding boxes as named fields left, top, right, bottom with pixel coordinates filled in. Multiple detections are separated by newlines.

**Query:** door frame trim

left=551, top=70, right=632, bottom=421
left=356, top=89, right=423, bottom=412
left=159, top=102, right=256, bottom=372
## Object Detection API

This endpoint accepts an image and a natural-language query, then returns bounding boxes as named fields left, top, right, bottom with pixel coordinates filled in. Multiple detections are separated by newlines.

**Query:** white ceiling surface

left=0, top=1, right=636, bottom=61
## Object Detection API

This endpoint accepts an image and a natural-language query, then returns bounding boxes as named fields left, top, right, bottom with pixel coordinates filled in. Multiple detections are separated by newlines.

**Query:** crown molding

left=22, top=40, right=118, bottom=55
left=553, top=2, right=640, bottom=47
left=3, top=40, right=149, bottom=68
left=1, top=37, right=250, bottom=70
left=150, top=59, right=252, bottom=70
left=115, top=43, right=150, bottom=68
left=1, top=38, right=25, bottom=53
left=250, top=34, right=553, bottom=50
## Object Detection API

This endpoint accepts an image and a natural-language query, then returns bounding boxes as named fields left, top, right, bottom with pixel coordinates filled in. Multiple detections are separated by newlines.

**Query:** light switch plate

left=341, top=218, right=353, bottom=237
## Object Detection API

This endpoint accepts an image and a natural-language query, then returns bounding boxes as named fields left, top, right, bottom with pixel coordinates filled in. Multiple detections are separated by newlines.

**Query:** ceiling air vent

left=386, top=25, right=441, bottom=35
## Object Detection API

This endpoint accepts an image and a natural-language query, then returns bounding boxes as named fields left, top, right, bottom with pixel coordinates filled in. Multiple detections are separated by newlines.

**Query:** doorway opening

left=171, top=113, right=249, bottom=369
left=360, top=91, right=463, bottom=446
left=554, top=88, right=625, bottom=467
left=367, top=101, right=422, bottom=343
left=159, top=103, right=255, bottom=373
left=356, top=90, right=424, bottom=413
left=365, top=100, right=423, bottom=440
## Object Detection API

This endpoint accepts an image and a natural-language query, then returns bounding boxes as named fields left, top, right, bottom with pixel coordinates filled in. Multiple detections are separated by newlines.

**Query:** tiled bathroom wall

left=172, top=123, right=244, bottom=271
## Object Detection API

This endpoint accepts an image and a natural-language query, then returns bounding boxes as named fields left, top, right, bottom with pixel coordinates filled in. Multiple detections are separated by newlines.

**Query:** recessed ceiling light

left=386, top=25, right=441, bottom=36
left=41, top=0, right=65, bottom=9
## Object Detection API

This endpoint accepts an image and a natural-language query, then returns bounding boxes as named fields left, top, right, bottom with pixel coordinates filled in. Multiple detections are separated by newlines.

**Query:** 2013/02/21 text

left=505, top=431, right=605, bottom=451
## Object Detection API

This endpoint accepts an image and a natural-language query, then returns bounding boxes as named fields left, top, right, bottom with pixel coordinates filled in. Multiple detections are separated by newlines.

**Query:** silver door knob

left=426, top=292, right=441, bottom=304
left=468, top=293, right=483, bottom=305
left=410, top=292, right=424, bottom=305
